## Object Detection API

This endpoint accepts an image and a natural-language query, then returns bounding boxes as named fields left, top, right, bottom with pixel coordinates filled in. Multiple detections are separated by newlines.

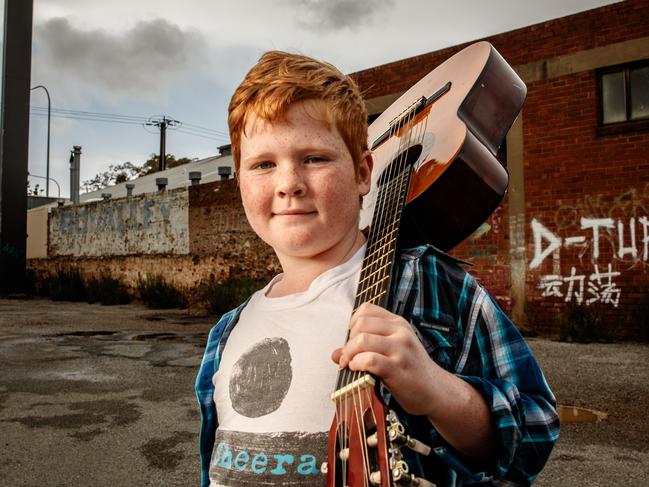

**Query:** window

left=597, top=60, right=649, bottom=135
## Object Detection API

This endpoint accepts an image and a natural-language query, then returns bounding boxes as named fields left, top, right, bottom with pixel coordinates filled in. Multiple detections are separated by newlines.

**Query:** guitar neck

left=335, top=163, right=413, bottom=393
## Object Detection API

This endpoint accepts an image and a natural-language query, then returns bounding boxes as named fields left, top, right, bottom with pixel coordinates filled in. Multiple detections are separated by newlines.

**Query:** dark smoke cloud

left=33, top=17, right=206, bottom=96
left=294, top=0, right=394, bottom=30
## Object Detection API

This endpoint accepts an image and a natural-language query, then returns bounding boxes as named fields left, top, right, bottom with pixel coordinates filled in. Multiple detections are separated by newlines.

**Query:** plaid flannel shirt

left=195, top=245, right=559, bottom=486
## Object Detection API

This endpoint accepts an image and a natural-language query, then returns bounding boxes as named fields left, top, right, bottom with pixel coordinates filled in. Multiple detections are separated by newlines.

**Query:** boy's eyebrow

left=242, top=144, right=338, bottom=163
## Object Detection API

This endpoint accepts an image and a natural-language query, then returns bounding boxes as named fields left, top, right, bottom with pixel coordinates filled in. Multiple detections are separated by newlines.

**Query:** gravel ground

left=528, top=338, right=649, bottom=486
left=0, top=297, right=647, bottom=486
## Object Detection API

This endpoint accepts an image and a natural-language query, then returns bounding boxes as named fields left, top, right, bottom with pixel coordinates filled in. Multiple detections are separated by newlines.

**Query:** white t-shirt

left=209, top=246, right=364, bottom=486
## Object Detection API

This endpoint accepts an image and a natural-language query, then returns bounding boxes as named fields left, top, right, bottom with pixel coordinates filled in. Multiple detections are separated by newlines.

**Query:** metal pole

left=159, top=117, right=167, bottom=172
left=0, top=0, right=34, bottom=293
left=30, top=85, right=50, bottom=197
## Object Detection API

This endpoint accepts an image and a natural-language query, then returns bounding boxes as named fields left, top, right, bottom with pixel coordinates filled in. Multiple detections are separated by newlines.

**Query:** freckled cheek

left=240, top=185, right=271, bottom=223
left=321, top=181, right=361, bottom=217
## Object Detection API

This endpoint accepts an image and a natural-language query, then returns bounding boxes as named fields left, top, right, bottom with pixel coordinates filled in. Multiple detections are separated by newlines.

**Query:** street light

left=28, top=172, right=61, bottom=201
left=30, top=85, right=51, bottom=197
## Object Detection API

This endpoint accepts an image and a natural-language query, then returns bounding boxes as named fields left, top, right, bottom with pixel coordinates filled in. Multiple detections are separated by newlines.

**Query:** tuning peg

left=404, top=436, right=431, bottom=456
left=366, top=432, right=379, bottom=448
left=339, top=447, right=350, bottom=461
left=369, top=470, right=382, bottom=486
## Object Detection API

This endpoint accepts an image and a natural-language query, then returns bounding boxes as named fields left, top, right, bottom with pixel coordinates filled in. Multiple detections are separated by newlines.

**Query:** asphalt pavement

left=0, top=298, right=647, bottom=486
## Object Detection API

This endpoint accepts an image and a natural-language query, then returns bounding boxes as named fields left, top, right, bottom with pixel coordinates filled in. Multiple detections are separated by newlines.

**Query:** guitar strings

left=347, top=146, right=394, bottom=484
left=358, top=102, right=419, bottom=484
left=333, top=97, right=423, bottom=485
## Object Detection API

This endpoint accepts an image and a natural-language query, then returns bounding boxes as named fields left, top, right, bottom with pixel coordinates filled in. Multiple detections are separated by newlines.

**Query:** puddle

left=558, top=405, right=608, bottom=423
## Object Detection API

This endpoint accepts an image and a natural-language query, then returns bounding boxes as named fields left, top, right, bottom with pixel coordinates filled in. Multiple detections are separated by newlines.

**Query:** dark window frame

left=596, top=59, right=649, bottom=136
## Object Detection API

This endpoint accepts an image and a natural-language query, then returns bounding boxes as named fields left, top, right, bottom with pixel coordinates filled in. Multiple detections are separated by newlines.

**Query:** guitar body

left=360, top=41, right=526, bottom=251
left=326, top=42, right=526, bottom=487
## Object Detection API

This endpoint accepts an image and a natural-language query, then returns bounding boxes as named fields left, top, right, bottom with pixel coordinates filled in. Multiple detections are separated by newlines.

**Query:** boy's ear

left=357, top=151, right=373, bottom=196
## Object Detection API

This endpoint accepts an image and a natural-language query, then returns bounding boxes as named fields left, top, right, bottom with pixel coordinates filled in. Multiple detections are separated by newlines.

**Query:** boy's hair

left=228, top=51, right=369, bottom=174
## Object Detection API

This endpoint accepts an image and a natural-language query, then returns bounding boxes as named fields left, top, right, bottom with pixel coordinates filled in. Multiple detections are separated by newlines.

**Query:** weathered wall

left=29, top=180, right=280, bottom=310
left=523, top=65, right=649, bottom=337
left=188, top=179, right=280, bottom=277
left=49, top=189, right=190, bottom=257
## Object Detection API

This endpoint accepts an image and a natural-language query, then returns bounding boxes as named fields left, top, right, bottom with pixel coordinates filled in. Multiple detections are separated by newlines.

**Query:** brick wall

left=351, top=0, right=649, bottom=339
left=187, top=179, right=280, bottom=279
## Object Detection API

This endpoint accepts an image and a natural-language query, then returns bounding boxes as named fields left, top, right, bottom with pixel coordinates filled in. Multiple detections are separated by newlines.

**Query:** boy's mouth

left=273, top=209, right=317, bottom=217
left=273, top=209, right=315, bottom=215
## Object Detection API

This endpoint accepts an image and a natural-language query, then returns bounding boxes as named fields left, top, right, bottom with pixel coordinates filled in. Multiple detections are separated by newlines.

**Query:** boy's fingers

left=347, top=351, right=390, bottom=378
left=346, top=331, right=392, bottom=357
left=348, top=317, right=394, bottom=337
left=331, top=347, right=343, bottom=364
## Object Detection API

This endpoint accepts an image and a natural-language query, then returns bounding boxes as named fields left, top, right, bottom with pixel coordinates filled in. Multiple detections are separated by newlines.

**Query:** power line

left=180, top=121, right=229, bottom=137
left=29, top=105, right=230, bottom=141
left=174, top=128, right=227, bottom=141
left=31, top=111, right=144, bottom=126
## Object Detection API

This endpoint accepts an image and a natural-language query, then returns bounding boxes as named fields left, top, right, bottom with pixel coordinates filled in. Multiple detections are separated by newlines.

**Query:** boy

left=196, top=51, right=559, bottom=487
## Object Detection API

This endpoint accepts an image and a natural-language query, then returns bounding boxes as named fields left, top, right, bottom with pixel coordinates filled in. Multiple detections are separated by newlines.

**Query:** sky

left=26, top=0, right=621, bottom=197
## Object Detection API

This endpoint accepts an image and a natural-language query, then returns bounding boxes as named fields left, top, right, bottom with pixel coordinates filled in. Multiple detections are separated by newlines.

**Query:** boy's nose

left=276, top=168, right=306, bottom=197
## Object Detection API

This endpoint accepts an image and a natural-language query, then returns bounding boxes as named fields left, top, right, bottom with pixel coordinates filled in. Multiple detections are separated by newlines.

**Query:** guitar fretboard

left=334, top=162, right=413, bottom=394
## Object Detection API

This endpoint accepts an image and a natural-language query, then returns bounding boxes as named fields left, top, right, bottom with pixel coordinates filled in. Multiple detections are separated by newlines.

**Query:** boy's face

left=238, top=100, right=372, bottom=263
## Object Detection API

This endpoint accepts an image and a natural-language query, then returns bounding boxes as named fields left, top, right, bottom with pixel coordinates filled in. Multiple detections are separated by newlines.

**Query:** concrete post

left=69, top=146, right=81, bottom=204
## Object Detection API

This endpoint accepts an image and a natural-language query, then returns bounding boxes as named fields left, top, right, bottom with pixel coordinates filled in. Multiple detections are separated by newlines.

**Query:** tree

left=141, top=153, right=193, bottom=175
left=82, top=161, right=147, bottom=192
left=26, top=181, right=43, bottom=196
left=82, top=154, right=194, bottom=192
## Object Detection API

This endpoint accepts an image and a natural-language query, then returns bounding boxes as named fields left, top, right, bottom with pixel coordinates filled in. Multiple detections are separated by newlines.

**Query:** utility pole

left=146, top=116, right=179, bottom=171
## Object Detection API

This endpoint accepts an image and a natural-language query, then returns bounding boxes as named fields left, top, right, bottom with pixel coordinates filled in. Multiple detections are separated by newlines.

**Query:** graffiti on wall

left=50, top=191, right=190, bottom=257
left=529, top=186, right=649, bottom=308
left=464, top=206, right=502, bottom=263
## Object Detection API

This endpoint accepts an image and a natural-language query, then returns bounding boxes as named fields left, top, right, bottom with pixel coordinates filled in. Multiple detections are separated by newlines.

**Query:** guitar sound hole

left=377, top=144, right=423, bottom=187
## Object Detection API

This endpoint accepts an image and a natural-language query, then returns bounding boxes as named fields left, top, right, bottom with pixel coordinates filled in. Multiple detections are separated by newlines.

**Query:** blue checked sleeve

left=390, top=245, right=559, bottom=486
left=194, top=308, right=241, bottom=487
left=452, top=292, right=560, bottom=485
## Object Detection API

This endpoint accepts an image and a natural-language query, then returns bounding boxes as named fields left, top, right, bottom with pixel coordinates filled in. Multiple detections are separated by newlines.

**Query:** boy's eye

left=255, top=161, right=275, bottom=170
left=304, top=155, right=327, bottom=164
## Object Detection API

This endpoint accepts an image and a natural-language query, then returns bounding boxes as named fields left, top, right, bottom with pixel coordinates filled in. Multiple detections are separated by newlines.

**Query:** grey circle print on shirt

left=229, top=337, right=292, bottom=418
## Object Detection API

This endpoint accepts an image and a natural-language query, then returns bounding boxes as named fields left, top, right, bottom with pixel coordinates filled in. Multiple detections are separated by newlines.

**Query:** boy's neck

left=267, top=231, right=366, bottom=298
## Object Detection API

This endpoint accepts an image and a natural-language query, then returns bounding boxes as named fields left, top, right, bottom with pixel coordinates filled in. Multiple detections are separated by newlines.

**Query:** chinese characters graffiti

left=529, top=216, right=649, bottom=307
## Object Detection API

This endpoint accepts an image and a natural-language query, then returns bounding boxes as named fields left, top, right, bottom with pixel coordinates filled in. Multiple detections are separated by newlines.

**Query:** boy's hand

left=331, top=302, right=439, bottom=417
left=331, top=302, right=497, bottom=463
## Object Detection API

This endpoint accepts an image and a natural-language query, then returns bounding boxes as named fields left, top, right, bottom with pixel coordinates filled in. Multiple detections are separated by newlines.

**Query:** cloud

left=33, top=17, right=207, bottom=100
left=292, top=0, right=394, bottom=31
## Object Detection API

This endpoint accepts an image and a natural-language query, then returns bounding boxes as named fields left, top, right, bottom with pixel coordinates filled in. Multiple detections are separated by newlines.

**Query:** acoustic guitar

left=323, top=41, right=526, bottom=487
